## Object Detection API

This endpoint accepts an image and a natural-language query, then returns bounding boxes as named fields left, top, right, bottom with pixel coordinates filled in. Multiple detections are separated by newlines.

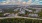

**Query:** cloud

left=0, top=0, right=42, bottom=5
left=26, top=0, right=32, bottom=5
left=0, top=0, right=9, bottom=5
left=31, top=0, right=42, bottom=5
left=0, top=0, right=26, bottom=5
left=18, top=0, right=22, bottom=2
left=0, top=0, right=32, bottom=5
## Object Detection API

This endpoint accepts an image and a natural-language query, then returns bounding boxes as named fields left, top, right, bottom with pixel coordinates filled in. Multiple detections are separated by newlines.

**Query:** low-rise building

left=34, top=9, right=41, bottom=13
left=4, top=13, right=10, bottom=17
left=19, top=11, right=25, bottom=14
left=28, top=14, right=39, bottom=18
left=14, top=8, right=19, bottom=11
left=25, top=9, right=33, bottom=13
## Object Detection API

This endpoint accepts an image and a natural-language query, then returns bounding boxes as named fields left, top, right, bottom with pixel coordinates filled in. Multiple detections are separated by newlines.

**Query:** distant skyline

left=0, top=0, right=42, bottom=5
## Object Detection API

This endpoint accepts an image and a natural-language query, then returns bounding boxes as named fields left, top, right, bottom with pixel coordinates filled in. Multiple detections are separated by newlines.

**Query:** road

left=0, top=13, right=42, bottom=20
left=0, top=16, right=42, bottom=20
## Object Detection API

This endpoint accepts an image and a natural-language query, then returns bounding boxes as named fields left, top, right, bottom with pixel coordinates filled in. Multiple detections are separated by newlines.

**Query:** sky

left=0, top=0, right=42, bottom=5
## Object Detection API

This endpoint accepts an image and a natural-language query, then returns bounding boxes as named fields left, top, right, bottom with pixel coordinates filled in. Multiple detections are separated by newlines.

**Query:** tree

left=14, top=10, right=19, bottom=14
left=18, top=14, right=24, bottom=16
left=0, top=18, right=42, bottom=23
left=38, top=9, right=42, bottom=18
left=0, top=13, right=4, bottom=17
left=3, top=8, right=14, bottom=13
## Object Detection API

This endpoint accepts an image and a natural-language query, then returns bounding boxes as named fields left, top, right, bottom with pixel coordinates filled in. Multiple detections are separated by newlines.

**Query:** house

left=28, top=14, right=39, bottom=18
left=14, top=8, right=19, bottom=11
left=19, top=11, right=25, bottom=14
left=25, top=9, right=33, bottom=12
left=34, top=9, right=41, bottom=13
left=4, top=13, right=10, bottom=17
left=28, top=10, right=33, bottom=12
left=10, top=13, right=16, bottom=17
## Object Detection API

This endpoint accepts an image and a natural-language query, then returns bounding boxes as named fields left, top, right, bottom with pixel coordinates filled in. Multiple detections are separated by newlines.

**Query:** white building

left=24, top=9, right=33, bottom=12
left=28, top=10, right=33, bottom=12
left=4, top=13, right=10, bottom=16
left=34, top=9, right=41, bottom=13
left=14, top=8, right=19, bottom=11
left=19, top=11, right=25, bottom=14
left=28, top=14, right=39, bottom=18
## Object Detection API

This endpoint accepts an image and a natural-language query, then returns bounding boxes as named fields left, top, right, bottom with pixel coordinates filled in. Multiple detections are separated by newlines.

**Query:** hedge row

left=0, top=18, right=42, bottom=23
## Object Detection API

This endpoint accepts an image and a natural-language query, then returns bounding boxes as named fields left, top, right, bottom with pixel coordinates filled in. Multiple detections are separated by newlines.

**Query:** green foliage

left=18, top=14, right=24, bottom=16
left=25, top=10, right=29, bottom=14
left=28, top=8, right=36, bottom=13
left=0, top=18, right=42, bottom=23
left=28, top=8, right=36, bottom=11
left=3, top=9, right=14, bottom=13
left=38, top=9, right=42, bottom=17
left=0, top=13, right=4, bottom=17
left=14, top=10, right=19, bottom=14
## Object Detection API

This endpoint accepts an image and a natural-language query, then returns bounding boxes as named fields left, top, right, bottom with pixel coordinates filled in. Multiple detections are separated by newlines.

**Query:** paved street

left=0, top=16, right=42, bottom=20
left=0, top=13, right=42, bottom=20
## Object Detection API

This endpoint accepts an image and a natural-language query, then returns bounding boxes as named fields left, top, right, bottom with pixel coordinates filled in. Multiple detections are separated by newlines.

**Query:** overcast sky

left=0, top=0, right=42, bottom=5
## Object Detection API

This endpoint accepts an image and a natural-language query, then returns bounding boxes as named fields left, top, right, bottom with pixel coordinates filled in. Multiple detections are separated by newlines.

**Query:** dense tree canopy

left=0, top=13, right=4, bottom=17
left=38, top=9, right=42, bottom=18
left=0, top=18, right=42, bottom=23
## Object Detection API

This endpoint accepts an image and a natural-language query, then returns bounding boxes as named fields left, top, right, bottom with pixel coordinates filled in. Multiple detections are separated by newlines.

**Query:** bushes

left=0, top=13, right=4, bottom=17
left=0, top=18, right=24, bottom=23
left=38, top=9, right=42, bottom=18
left=18, top=14, right=24, bottom=16
left=0, top=18, right=42, bottom=23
